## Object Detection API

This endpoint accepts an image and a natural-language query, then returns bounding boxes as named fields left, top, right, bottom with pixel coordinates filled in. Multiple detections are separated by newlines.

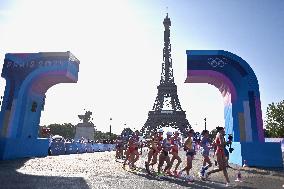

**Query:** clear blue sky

left=0, top=0, right=283, bottom=134
left=131, top=0, right=284, bottom=105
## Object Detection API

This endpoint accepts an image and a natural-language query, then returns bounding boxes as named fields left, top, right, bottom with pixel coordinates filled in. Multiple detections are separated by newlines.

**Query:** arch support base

left=230, top=142, right=283, bottom=168
left=0, top=138, right=48, bottom=160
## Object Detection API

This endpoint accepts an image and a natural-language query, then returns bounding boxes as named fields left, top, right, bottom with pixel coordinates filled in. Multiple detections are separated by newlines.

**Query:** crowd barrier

left=49, top=141, right=65, bottom=155
left=49, top=142, right=116, bottom=155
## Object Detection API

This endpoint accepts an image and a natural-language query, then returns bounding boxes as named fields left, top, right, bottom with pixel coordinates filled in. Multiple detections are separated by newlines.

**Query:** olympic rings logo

left=208, top=58, right=227, bottom=68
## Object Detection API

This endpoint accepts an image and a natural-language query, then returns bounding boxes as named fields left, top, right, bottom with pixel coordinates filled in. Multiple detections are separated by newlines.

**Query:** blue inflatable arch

left=185, top=50, right=282, bottom=167
left=0, top=52, right=79, bottom=160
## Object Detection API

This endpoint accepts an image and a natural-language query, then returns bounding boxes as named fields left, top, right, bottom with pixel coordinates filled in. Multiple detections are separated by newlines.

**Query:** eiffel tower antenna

left=141, top=13, right=191, bottom=137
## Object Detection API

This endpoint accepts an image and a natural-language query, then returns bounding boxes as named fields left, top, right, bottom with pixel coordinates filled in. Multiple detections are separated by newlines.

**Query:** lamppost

left=123, top=123, right=126, bottom=135
left=204, top=118, right=207, bottom=131
left=109, top=118, right=112, bottom=140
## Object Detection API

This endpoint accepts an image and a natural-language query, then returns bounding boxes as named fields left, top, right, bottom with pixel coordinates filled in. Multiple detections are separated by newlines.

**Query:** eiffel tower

left=141, top=13, right=191, bottom=137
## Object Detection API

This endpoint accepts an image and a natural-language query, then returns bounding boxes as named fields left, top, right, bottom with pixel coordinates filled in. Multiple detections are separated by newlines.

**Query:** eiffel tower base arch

left=141, top=111, right=191, bottom=137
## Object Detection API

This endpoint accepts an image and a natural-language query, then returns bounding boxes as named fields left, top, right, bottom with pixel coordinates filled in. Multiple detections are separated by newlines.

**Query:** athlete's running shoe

left=156, top=172, right=165, bottom=177
left=186, top=175, right=194, bottom=183
left=145, top=162, right=150, bottom=174
left=166, top=170, right=173, bottom=176
left=177, top=171, right=183, bottom=178
left=131, top=165, right=137, bottom=170
left=198, top=172, right=203, bottom=179
left=225, top=183, right=231, bottom=187
left=199, top=167, right=205, bottom=178
left=204, top=172, right=210, bottom=180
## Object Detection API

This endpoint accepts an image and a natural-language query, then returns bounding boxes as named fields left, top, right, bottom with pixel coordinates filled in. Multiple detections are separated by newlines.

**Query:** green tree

left=41, top=123, right=76, bottom=139
left=93, top=130, right=117, bottom=141
left=105, top=132, right=117, bottom=141
left=263, top=129, right=271, bottom=138
left=93, top=130, right=105, bottom=140
left=265, top=100, right=284, bottom=138
left=121, top=128, right=134, bottom=138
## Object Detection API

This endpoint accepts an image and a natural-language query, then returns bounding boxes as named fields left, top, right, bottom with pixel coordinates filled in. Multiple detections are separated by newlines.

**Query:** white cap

left=166, top=131, right=172, bottom=136
left=158, top=129, right=164, bottom=133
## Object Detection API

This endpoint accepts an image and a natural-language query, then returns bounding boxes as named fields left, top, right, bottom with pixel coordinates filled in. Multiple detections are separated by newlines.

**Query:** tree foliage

left=265, top=100, right=284, bottom=138
left=121, top=128, right=134, bottom=138
left=263, top=129, right=271, bottom=138
left=40, top=123, right=76, bottom=139
left=121, top=128, right=134, bottom=136
left=40, top=123, right=118, bottom=141
left=94, top=130, right=117, bottom=141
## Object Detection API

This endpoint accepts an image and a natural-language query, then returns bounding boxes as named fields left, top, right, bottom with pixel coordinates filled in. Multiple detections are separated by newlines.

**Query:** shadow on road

left=0, top=158, right=90, bottom=189
left=127, top=167, right=256, bottom=189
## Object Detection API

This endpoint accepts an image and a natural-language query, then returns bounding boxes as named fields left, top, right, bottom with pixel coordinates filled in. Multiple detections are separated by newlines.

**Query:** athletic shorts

left=128, top=147, right=135, bottom=153
left=186, top=151, right=195, bottom=157
left=201, top=149, right=209, bottom=156
left=150, top=148, right=157, bottom=154
left=162, top=150, right=169, bottom=156
left=172, top=149, right=178, bottom=154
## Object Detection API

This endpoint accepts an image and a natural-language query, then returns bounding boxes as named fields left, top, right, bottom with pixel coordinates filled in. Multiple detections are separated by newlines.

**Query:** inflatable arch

left=0, top=52, right=79, bottom=160
left=185, top=50, right=283, bottom=167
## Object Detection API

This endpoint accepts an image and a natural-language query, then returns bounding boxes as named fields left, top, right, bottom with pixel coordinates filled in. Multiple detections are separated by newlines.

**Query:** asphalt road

left=0, top=150, right=283, bottom=189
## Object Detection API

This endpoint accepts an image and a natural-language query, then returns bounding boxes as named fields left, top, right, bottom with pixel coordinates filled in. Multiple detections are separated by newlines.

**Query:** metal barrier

left=49, top=141, right=65, bottom=155
left=65, top=142, right=78, bottom=154
left=48, top=141, right=116, bottom=156
left=85, top=143, right=93, bottom=153
left=77, top=142, right=87, bottom=153
left=92, top=143, right=100, bottom=152
left=97, top=143, right=105, bottom=152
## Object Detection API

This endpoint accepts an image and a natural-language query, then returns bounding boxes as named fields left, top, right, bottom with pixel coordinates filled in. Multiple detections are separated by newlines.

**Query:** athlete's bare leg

left=157, top=153, right=166, bottom=173
left=206, top=153, right=230, bottom=183
left=181, top=155, right=193, bottom=175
